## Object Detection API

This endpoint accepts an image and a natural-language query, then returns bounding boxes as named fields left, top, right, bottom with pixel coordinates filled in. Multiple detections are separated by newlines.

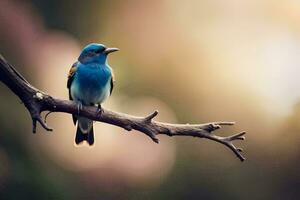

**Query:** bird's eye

left=95, top=49, right=102, bottom=54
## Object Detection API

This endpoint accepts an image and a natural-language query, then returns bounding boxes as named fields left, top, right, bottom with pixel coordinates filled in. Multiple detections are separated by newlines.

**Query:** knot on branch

left=33, top=92, right=44, bottom=100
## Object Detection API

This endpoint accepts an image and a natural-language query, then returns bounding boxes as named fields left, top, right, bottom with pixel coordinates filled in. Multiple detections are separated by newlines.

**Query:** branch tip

left=152, top=137, right=159, bottom=143
left=37, top=117, right=53, bottom=132
left=32, top=119, right=37, bottom=134
left=215, top=122, right=235, bottom=126
left=229, top=131, right=246, bottom=141
left=44, top=111, right=53, bottom=123
left=144, top=110, right=159, bottom=122
left=124, top=125, right=132, bottom=131
left=32, top=116, right=53, bottom=133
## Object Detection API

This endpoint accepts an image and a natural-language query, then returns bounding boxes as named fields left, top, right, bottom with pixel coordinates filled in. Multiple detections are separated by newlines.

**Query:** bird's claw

left=77, top=102, right=83, bottom=115
left=96, top=104, right=103, bottom=118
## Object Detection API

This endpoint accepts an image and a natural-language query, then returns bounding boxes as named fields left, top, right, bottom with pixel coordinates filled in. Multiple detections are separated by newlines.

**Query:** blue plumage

left=71, top=62, right=112, bottom=105
left=67, top=43, right=118, bottom=145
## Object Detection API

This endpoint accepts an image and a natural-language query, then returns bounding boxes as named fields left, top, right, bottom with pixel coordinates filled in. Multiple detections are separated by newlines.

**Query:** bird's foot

left=96, top=104, right=103, bottom=118
left=77, top=102, right=83, bottom=115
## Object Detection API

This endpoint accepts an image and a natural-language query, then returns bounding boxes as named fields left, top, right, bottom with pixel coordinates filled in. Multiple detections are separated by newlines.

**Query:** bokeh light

left=1, top=0, right=300, bottom=199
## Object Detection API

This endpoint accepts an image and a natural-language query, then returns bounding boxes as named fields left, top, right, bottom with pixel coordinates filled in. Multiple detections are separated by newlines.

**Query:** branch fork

left=0, top=55, right=246, bottom=161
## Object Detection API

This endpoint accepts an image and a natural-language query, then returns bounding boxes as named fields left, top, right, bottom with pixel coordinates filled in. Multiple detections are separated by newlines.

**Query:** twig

left=0, top=55, right=246, bottom=161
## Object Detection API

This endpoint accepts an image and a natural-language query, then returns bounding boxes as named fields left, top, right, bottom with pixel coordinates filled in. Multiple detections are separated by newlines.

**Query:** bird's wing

left=67, top=62, right=78, bottom=89
left=67, top=62, right=78, bottom=125
left=110, top=71, right=115, bottom=95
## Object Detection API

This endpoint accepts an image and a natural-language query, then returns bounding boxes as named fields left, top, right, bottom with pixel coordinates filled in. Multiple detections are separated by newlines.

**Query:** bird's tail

left=75, top=117, right=94, bottom=146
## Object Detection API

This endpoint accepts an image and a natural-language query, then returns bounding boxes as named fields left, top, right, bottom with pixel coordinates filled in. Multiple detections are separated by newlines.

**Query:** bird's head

left=78, top=43, right=119, bottom=64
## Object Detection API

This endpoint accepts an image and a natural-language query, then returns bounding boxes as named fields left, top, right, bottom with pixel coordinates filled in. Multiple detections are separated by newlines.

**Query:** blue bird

left=67, top=43, right=119, bottom=145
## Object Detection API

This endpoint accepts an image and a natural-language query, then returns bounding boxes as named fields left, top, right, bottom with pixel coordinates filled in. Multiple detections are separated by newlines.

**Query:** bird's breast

left=71, top=65, right=111, bottom=104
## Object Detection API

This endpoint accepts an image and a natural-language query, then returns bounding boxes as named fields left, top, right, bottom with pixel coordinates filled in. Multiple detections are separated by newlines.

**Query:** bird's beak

left=104, top=47, right=119, bottom=54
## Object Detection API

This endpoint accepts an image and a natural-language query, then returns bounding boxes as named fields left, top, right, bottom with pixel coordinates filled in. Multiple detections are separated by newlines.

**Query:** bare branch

left=0, top=55, right=246, bottom=161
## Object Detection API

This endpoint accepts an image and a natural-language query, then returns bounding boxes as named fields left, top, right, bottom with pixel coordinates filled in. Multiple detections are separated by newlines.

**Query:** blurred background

left=0, top=0, right=300, bottom=199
